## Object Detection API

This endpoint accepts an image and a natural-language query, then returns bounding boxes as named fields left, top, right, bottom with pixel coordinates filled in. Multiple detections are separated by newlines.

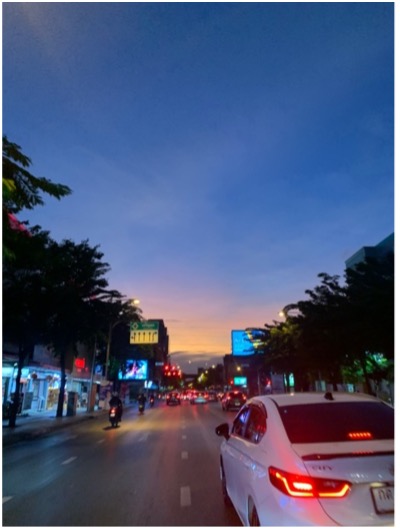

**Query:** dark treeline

left=263, top=254, right=394, bottom=395
left=2, top=137, right=142, bottom=426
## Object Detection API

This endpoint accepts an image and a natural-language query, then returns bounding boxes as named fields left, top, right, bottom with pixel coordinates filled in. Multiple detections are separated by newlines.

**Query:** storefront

left=2, top=344, right=98, bottom=415
left=2, top=364, right=64, bottom=414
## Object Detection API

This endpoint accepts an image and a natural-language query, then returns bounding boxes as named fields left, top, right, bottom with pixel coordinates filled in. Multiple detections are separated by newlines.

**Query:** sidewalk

left=2, top=406, right=108, bottom=448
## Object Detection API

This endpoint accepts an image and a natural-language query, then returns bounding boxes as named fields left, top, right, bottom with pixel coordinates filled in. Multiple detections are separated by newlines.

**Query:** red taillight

left=348, top=431, right=372, bottom=440
left=269, top=467, right=351, bottom=498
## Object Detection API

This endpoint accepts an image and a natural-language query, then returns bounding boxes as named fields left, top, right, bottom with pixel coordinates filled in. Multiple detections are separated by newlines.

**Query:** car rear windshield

left=278, top=401, right=394, bottom=443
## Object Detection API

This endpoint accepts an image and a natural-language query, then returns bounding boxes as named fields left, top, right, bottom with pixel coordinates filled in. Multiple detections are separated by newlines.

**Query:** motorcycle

left=149, top=396, right=155, bottom=408
left=109, top=406, right=120, bottom=428
left=138, top=403, right=145, bottom=415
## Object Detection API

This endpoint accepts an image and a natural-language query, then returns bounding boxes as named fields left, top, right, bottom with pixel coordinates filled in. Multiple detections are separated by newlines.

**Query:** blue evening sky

left=2, top=2, right=394, bottom=372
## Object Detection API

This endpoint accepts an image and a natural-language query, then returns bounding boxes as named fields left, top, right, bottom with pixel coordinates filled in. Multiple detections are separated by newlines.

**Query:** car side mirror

left=215, top=423, right=230, bottom=440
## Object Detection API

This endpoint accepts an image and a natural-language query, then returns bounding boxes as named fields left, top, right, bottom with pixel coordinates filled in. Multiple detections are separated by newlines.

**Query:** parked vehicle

left=221, top=390, right=247, bottom=411
left=215, top=392, right=394, bottom=526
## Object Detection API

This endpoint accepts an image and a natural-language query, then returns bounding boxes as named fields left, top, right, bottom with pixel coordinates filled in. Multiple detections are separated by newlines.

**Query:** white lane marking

left=3, top=497, right=13, bottom=504
left=182, top=434, right=187, bottom=440
left=181, top=425, right=186, bottom=430
left=181, top=451, right=188, bottom=460
left=63, top=435, right=77, bottom=441
left=138, top=434, right=148, bottom=442
left=62, top=456, right=77, bottom=465
left=97, top=439, right=105, bottom=444
left=180, top=486, right=191, bottom=507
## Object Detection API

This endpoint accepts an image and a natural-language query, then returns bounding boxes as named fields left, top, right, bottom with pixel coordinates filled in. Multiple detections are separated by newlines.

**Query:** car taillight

left=347, top=431, right=372, bottom=440
left=269, top=467, right=351, bottom=498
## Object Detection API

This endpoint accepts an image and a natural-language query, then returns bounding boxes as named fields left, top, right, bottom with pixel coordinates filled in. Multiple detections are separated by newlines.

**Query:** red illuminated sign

left=75, top=358, right=85, bottom=369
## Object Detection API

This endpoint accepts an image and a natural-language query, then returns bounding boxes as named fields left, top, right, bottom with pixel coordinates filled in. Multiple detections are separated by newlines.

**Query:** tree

left=294, top=273, right=350, bottom=388
left=264, top=318, right=307, bottom=391
left=2, top=136, right=71, bottom=261
left=346, top=253, right=394, bottom=360
left=344, top=253, right=394, bottom=392
left=266, top=254, right=394, bottom=395
left=40, top=239, right=111, bottom=417
left=3, top=227, right=53, bottom=427
left=2, top=136, right=72, bottom=424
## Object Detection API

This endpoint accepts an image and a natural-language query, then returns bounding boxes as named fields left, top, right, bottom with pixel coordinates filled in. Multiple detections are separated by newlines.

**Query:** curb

left=2, top=411, right=107, bottom=448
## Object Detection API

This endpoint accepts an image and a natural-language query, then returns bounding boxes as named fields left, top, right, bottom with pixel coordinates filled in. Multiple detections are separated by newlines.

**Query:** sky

left=2, top=1, right=394, bottom=373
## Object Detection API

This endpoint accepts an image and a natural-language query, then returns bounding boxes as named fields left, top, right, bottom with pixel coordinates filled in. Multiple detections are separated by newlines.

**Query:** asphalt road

left=2, top=400, right=242, bottom=526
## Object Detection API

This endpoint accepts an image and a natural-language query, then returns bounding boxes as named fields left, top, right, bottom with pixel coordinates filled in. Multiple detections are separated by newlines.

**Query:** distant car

left=166, top=392, right=181, bottom=406
left=215, top=392, right=394, bottom=526
left=221, top=390, right=247, bottom=411
left=190, top=391, right=208, bottom=405
left=180, top=390, right=189, bottom=401
left=207, top=391, right=218, bottom=402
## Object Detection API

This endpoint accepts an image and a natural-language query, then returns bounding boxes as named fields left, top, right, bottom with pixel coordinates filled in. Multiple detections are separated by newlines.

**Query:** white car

left=215, top=392, right=394, bottom=526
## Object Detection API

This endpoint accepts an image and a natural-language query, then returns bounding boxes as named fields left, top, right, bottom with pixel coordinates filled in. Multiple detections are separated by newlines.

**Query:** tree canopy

left=2, top=136, right=72, bottom=261
left=264, top=252, right=394, bottom=393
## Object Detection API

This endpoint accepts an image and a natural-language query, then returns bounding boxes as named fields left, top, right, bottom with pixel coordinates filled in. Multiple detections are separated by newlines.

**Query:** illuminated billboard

left=118, top=359, right=148, bottom=381
left=231, top=330, right=255, bottom=355
left=231, top=329, right=266, bottom=355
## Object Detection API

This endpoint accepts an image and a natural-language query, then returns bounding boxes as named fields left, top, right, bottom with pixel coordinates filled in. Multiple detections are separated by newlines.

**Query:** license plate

left=110, top=412, right=116, bottom=417
left=371, top=486, right=394, bottom=514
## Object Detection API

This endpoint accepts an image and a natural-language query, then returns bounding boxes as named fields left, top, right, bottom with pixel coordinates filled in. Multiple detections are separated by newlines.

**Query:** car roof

left=249, top=392, right=387, bottom=408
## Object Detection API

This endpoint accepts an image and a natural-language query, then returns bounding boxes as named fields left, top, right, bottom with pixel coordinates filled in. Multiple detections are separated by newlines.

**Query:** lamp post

left=88, top=336, right=98, bottom=413
left=104, top=298, right=140, bottom=382
left=104, top=319, right=121, bottom=382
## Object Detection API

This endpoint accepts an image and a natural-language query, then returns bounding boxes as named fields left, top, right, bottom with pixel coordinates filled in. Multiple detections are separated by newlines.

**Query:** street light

left=105, top=316, right=122, bottom=382
left=104, top=298, right=141, bottom=382
left=279, top=304, right=300, bottom=319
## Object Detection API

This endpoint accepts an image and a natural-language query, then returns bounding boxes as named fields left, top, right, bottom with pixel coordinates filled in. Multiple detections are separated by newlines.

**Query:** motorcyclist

left=138, top=393, right=147, bottom=411
left=109, top=392, right=123, bottom=421
left=149, top=393, right=155, bottom=407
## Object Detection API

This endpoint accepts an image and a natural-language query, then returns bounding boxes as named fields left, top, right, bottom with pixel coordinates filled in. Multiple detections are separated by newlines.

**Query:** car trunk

left=292, top=441, right=394, bottom=526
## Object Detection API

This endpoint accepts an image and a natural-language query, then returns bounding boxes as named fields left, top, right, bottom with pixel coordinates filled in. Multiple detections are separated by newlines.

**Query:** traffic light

left=163, top=364, right=182, bottom=379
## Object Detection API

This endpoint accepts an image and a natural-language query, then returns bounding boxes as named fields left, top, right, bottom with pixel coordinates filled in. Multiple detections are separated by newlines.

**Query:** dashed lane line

left=3, top=497, right=13, bottom=504
left=180, top=486, right=191, bottom=507
left=182, top=434, right=187, bottom=440
left=62, top=457, right=77, bottom=465
left=62, top=435, right=77, bottom=441
left=181, top=451, right=188, bottom=460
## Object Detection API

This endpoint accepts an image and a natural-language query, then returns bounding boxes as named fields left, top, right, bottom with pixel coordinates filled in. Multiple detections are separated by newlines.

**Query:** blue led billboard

left=231, top=329, right=266, bottom=355
left=231, top=330, right=255, bottom=355
left=118, top=359, right=148, bottom=381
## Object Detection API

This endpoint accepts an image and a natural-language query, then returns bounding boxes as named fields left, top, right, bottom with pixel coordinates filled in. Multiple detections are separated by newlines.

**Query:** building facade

left=345, top=233, right=394, bottom=269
